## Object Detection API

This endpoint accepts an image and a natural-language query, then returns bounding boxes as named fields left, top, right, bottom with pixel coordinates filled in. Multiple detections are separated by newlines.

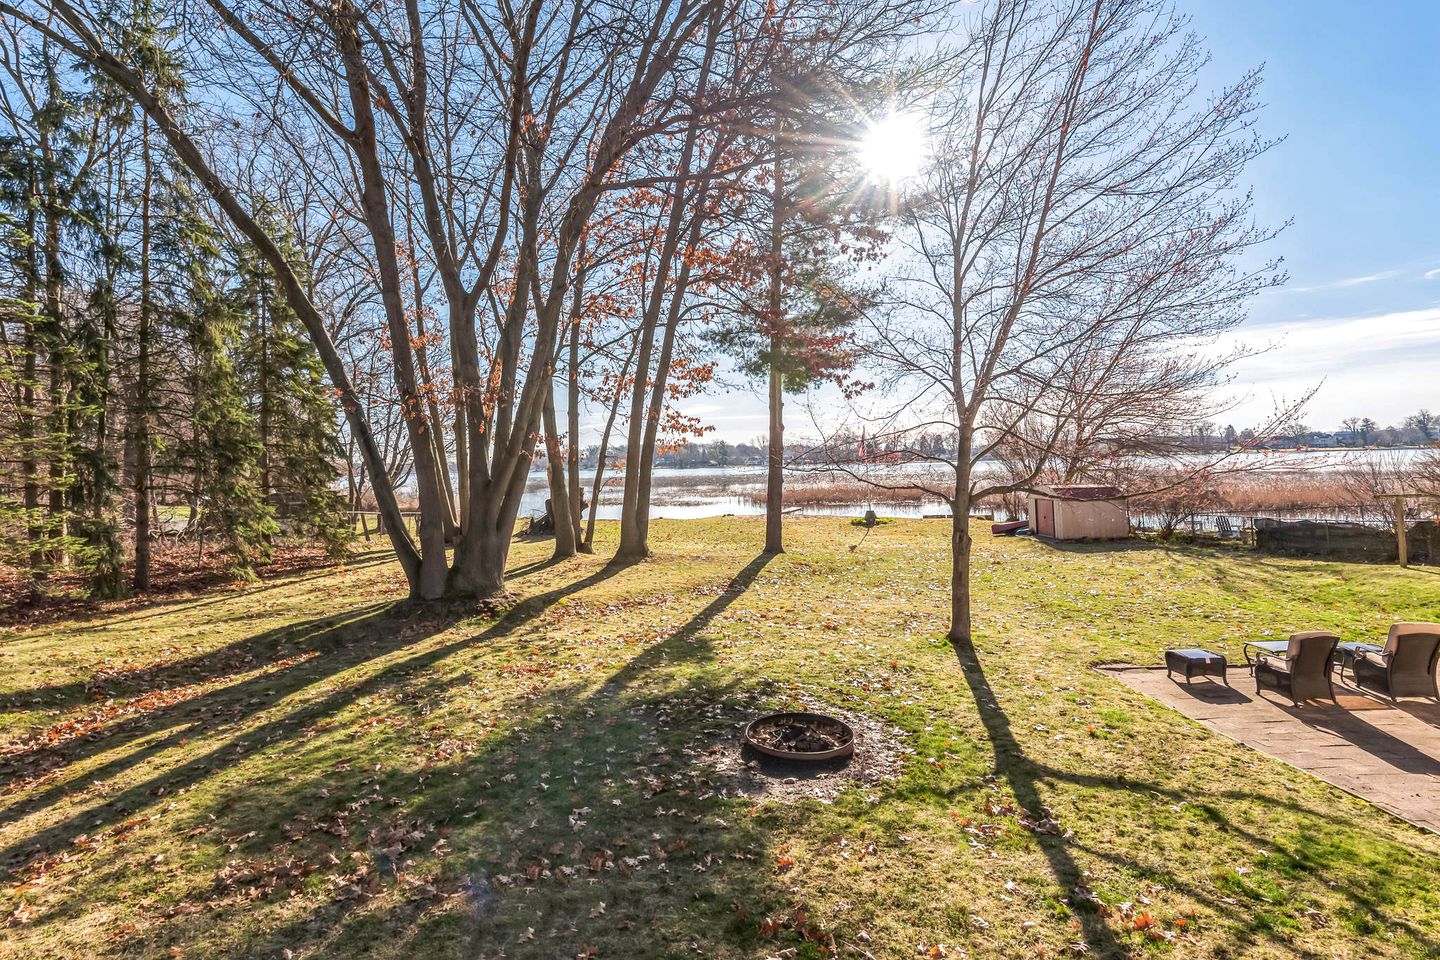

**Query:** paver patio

left=1103, top=664, right=1440, bottom=833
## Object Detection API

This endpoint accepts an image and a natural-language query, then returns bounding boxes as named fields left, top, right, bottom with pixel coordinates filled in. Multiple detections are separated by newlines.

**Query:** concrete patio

left=1103, top=664, right=1440, bottom=833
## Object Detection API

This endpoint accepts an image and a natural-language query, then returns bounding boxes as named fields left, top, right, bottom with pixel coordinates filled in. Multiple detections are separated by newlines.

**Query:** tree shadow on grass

left=11, top=547, right=1439, bottom=958
left=0, top=559, right=625, bottom=881
left=0, top=597, right=395, bottom=717
left=138, top=553, right=780, bottom=958
left=950, top=641, right=1440, bottom=959
left=950, top=636, right=1128, bottom=958
left=0, top=549, right=399, bottom=632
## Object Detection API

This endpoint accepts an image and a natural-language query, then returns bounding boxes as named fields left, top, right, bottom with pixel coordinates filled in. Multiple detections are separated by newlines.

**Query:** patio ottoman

left=1165, top=648, right=1228, bottom=685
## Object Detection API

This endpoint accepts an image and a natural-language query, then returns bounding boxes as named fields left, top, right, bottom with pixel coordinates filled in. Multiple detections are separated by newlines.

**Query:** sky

left=668, top=0, right=1440, bottom=444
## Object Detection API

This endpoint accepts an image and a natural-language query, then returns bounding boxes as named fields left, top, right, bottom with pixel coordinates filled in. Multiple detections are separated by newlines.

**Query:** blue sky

left=1188, top=0, right=1440, bottom=432
left=674, top=1, right=1440, bottom=444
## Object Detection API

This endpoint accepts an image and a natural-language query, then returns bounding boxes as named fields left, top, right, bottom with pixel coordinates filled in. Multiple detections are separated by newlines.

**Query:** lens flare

left=857, top=110, right=928, bottom=183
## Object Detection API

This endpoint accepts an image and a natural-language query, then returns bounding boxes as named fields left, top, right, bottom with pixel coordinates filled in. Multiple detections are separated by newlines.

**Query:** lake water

left=518, top=448, right=1432, bottom=521
left=520, top=465, right=945, bottom=520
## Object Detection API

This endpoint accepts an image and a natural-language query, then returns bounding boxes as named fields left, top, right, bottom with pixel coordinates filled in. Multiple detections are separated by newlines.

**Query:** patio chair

left=1352, top=623, right=1440, bottom=700
left=1254, top=631, right=1339, bottom=706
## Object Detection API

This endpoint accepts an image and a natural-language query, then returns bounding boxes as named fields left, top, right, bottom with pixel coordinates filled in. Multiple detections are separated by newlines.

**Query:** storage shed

left=1027, top=485, right=1129, bottom=540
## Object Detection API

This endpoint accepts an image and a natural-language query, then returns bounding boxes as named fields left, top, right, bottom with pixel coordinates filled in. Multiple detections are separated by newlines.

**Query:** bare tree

left=5, top=0, right=728, bottom=600
left=842, top=0, right=1283, bottom=641
left=1406, top=409, right=1438, bottom=444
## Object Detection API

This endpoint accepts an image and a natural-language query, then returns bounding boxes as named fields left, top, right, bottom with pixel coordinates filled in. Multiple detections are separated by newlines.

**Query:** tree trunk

left=635, top=208, right=704, bottom=542
left=763, top=135, right=785, bottom=555
left=566, top=263, right=588, bottom=551
left=615, top=290, right=664, bottom=561
left=19, top=188, right=42, bottom=584
left=542, top=380, right=576, bottom=558
left=613, top=18, right=718, bottom=562
left=948, top=455, right=974, bottom=643
left=40, top=129, right=68, bottom=570
left=567, top=351, right=587, bottom=552
left=257, top=272, right=271, bottom=508
left=333, top=5, right=448, bottom=599
left=411, top=257, right=459, bottom=541
left=765, top=359, right=785, bottom=554
left=451, top=522, right=512, bottom=595
left=132, top=116, right=154, bottom=592
left=88, top=167, right=124, bottom=599
left=582, top=339, right=636, bottom=551
left=453, top=395, right=469, bottom=533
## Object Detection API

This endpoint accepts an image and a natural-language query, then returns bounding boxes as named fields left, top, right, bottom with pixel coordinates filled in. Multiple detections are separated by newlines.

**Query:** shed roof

left=1041, top=484, right=1126, bottom=501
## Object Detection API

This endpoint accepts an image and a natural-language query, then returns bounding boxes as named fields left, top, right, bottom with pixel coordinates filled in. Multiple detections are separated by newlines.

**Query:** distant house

left=1027, top=485, right=1129, bottom=540
left=1300, top=432, right=1340, bottom=448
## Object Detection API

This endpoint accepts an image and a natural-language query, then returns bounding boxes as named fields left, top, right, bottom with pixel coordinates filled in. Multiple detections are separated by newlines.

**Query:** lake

left=519, top=448, right=1432, bottom=521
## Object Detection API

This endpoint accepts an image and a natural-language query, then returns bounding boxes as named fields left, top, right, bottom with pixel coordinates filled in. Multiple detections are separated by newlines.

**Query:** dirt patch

left=686, top=703, right=908, bottom=803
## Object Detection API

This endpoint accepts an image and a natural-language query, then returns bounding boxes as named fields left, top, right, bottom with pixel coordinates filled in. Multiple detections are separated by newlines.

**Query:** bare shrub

left=1128, top=470, right=1226, bottom=540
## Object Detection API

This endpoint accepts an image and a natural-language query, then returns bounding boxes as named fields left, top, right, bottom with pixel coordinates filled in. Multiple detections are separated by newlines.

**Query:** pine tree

left=117, top=0, right=188, bottom=591
left=0, top=136, right=46, bottom=584
left=0, top=41, right=121, bottom=596
left=236, top=230, right=350, bottom=557
left=165, top=197, right=278, bottom=575
left=68, top=188, right=127, bottom=598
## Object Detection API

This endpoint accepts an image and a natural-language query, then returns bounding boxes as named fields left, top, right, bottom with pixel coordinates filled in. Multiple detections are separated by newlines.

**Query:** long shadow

left=0, top=560, right=624, bottom=878
left=1275, top=700, right=1440, bottom=776
left=0, top=597, right=395, bottom=717
left=950, top=636, right=1128, bottom=958
left=950, top=653, right=1440, bottom=955
left=1391, top=697, right=1440, bottom=728
left=593, top=553, right=774, bottom=696
left=0, top=550, right=398, bottom=633
left=1085, top=678, right=1440, bottom=953
left=227, top=552, right=777, bottom=958
left=1, top=549, right=575, bottom=717
left=0, top=602, right=397, bottom=819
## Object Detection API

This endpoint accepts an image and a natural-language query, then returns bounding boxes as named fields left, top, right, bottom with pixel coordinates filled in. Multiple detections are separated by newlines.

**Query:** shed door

left=1034, top=498, right=1056, bottom=538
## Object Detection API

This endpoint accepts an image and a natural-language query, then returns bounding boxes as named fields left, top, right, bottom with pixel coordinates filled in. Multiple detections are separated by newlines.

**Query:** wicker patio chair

left=1254, top=631, right=1339, bottom=706
left=1353, top=623, right=1440, bottom=700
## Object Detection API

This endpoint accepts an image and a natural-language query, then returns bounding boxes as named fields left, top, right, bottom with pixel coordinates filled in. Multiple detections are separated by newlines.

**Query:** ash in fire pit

left=743, top=711, right=854, bottom=761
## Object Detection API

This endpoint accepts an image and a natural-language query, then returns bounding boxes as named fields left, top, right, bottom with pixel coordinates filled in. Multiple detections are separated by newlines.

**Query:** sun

left=857, top=109, right=928, bottom=184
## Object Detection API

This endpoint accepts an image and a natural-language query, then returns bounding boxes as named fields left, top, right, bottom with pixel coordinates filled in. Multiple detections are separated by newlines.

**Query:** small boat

left=991, top=520, right=1028, bottom=536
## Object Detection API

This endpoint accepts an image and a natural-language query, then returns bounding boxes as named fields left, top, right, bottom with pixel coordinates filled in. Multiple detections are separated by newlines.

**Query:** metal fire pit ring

left=743, top=711, right=855, bottom=762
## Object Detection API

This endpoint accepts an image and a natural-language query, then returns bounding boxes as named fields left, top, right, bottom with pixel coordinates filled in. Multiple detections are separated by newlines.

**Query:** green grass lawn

left=2, top=518, right=1438, bottom=959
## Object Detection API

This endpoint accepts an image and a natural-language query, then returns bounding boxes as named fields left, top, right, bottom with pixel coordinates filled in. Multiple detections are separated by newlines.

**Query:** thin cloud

left=1288, top=269, right=1403, bottom=293
left=1223, top=305, right=1440, bottom=425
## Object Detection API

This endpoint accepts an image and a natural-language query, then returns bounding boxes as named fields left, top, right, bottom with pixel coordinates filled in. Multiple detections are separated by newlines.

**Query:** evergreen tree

left=0, top=41, right=122, bottom=596
left=236, top=231, right=350, bottom=557
left=709, top=233, right=874, bottom=394
left=171, top=200, right=277, bottom=575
